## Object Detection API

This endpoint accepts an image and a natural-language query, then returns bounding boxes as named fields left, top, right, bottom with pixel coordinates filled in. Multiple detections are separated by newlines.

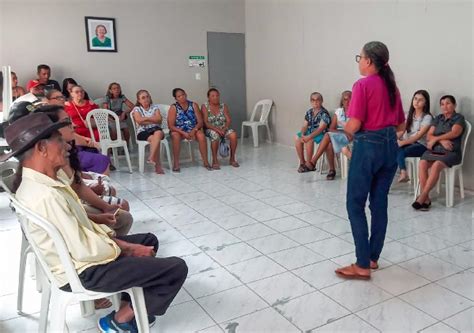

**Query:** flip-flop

left=204, top=165, right=213, bottom=171
left=335, top=264, right=371, bottom=280
left=212, top=164, right=221, bottom=170
left=305, top=162, right=316, bottom=171
left=297, top=164, right=308, bottom=173
left=172, top=167, right=181, bottom=173
left=155, top=165, right=165, bottom=174
left=230, top=161, right=240, bottom=168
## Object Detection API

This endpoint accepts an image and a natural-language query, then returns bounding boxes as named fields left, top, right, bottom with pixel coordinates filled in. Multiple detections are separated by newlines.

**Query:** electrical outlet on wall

left=195, top=73, right=201, bottom=80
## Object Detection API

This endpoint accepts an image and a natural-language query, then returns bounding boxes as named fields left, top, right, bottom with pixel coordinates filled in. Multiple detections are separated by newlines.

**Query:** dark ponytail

left=363, top=41, right=398, bottom=108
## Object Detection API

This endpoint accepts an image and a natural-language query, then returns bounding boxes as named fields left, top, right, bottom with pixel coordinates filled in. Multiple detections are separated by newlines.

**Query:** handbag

left=219, top=137, right=230, bottom=158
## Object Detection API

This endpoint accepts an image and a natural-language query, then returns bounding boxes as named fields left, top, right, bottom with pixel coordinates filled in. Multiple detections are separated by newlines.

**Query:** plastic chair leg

left=80, top=300, right=95, bottom=317
left=162, top=142, right=173, bottom=170
left=38, top=278, right=50, bottom=333
left=128, top=287, right=150, bottom=333
left=49, top=292, right=69, bottom=332
left=123, top=145, right=133, bottom=173
left=112, top=147, right=119, bottom=168
left=17, top=233, right=29, bottom=314
left=240, top=125, right=245, bottom=145
left=266, top=124, right=272, bottom=143
left=251, top=126, right=259, bottom=147
left=138, top=144, right=145, bottom=173
left=459, top=170, right=465, bottom=199
left=446, top=170, right=455, bottom=207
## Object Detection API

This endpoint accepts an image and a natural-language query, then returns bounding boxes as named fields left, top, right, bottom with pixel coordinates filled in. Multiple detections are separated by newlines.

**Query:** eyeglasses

left=50, top=95, right=65, bottom=101
left=355, top=55, right=367, bottom=63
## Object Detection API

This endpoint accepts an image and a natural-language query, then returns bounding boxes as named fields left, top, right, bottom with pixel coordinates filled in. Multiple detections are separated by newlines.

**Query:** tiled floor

left=0, top=141, right=472, bottom=332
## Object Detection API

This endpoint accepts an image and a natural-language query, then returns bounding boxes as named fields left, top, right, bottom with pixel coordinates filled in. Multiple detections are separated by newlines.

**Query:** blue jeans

left=397, top=143, right=427, bottom=170
left=346, top=127, right=398, bottom=268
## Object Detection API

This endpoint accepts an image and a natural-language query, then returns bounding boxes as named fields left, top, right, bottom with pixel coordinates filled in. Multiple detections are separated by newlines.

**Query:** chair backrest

left=93, top=97, right=106, bottom=108
left=459, top=120, right=471, bottom=166
left=157, top=104, right=171, bottom=133
left=0, top=160, right=19, bottom=194
left=86, top=109, right=122, bottom=143
left=249, top=99, right=273, bottom=123
left=10, top=196, right=88, bottom=293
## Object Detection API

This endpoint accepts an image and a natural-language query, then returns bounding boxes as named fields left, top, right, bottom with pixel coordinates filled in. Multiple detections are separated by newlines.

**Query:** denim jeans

left=346, top=127, right=398, bottom=268
left=397, top=142, right=427, bottom=170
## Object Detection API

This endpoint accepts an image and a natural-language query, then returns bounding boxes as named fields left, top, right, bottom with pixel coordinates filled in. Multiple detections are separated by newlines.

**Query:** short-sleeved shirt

left=431, top=113, right=466, bottom=153
left=334, top=107, right=349, bottom=129
left=175, top=101, right=198, bottom=133
left=132, top=104, right=162, bottom=135
left=304, top=107, right=331, bottom=134
left=405, top=113, right=433, bottom=146
left=26, top=79, right=61, bottom=91
left=348, top=74, right=405, bottom=131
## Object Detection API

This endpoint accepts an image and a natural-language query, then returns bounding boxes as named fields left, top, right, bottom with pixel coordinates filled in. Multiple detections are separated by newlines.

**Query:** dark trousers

left=346, top=127, right=398, bottom=268
left=397, top=142, right=427, bottom=170
left=78, top=233, right=188, bottom=316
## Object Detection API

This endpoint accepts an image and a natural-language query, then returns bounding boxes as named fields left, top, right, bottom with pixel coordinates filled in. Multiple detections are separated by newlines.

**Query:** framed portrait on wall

left=85, top=16, right=117, bottom=52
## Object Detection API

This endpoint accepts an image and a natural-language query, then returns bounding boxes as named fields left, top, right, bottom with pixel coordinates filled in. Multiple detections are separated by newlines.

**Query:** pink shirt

left=347, top=74, right=405, bottom=131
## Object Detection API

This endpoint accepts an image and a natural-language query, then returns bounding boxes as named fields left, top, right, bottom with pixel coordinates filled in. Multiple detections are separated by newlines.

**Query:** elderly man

left=2, top=113, right=187, bottom=332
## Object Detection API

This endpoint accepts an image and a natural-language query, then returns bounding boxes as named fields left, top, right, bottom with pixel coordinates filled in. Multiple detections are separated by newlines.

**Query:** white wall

left=0, top=0, right=245, bottom=105
left=245, top=0, right=474, bottom=188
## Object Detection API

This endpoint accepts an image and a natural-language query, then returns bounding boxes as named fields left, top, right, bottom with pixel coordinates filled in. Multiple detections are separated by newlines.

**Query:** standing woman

left=336, top=41, right=405, bottom=280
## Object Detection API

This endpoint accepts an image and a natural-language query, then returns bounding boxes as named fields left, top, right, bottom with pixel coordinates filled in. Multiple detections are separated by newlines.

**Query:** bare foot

left=230, top=160, right=240, bottom=168
left=398, top=171, right=410, bottom=183
left=212, top=163, right=221, bottom=170
left=94, top=298, right=112, bottom=309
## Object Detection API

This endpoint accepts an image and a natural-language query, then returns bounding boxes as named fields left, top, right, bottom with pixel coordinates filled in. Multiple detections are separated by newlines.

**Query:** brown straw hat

left=0, top=113, right=70, bottom=162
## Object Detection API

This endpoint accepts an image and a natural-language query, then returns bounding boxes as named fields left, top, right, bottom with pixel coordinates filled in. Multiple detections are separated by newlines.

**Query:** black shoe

left=412, top=201, right=423, bottom=210
left=420, top=201, right=431, bottom=211
left=110, top=164, right=117, bottom=171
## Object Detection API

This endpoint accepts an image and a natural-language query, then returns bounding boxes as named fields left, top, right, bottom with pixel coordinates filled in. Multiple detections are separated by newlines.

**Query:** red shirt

left=64, top=100, right=99, bottom=141
left=347, top=74, right=405, bottom=131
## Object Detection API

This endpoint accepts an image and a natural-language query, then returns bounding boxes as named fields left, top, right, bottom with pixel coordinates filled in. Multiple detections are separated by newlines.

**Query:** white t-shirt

left=405, top=113, right=433, bottom=146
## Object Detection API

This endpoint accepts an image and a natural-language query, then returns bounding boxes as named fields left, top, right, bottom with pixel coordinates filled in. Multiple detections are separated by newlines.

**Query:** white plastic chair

left=130, top=105, right=173, bottom=172
left=415, top=120, right=471, bottom=207
left=406, top=157, right=420, bottom=199
left=86, top=109, right=133, bottom=173
left=0, top=161, right=36, bottom=313
left=241, top=99, right=273, bottom=147
left=10, top=196, right=150, bottom=333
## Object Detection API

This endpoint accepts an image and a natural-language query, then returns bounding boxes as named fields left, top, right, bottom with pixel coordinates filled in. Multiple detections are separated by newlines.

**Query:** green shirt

left=92, top=36, right=111, bottom=47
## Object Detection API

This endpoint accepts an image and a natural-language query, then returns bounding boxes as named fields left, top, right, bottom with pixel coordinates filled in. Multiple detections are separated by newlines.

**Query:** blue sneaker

left=98, top=311, right=120, bottom=333
left=98, top=311, right=156, bottom=332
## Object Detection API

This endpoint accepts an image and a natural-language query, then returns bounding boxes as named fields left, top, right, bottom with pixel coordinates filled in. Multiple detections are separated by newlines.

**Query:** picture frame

left=85, top=16, right=117, bottom=52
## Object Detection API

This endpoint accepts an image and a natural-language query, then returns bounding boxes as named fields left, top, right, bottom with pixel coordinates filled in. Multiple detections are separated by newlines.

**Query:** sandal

left=297, top=164, right=308, bottom=173
left=326, top=169, right=336, bottom=180
left=305, top=161, right=316, bottom=171
left=172, top=166, right=181, bottom=173
left=335, top=264, right=371, bottom=280
left=230, top=161, right=240, bottom=168
left=204, top=165, right=213, bottom=171
left=212, top=163, right=221, bottom=170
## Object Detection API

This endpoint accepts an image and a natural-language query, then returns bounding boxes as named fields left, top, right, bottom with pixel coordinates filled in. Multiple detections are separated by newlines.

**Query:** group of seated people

left=295, top=89, right=467, bottom=211
left=9, top=64, right=240, bottom=175
left=2, top=102, right=188, bottom=332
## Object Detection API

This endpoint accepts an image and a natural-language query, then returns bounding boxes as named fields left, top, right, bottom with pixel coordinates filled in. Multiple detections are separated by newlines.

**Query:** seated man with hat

left=2, top=113, right=188, bottom=332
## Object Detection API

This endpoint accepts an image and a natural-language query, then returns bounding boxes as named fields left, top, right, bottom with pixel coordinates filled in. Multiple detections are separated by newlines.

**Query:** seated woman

left=202, top=88, right=239, bottom=169
left=413, top=95, right=466, bottom=210
left=396, top=90, right=432, bottom=182
left=102, top=82, right=134, bottom=142
left=295, top=92, right=331, bottom=173
left=11, top=71, right=26, bottom=101
left=305, top=91, right=352, bottom=179
left=46, top=89, right=111, bottom=175
left=131, top=89, right=165, bottom=174
left=62, top=77, right=90, bottom=100
left=168, top=88, right=211, bottom=172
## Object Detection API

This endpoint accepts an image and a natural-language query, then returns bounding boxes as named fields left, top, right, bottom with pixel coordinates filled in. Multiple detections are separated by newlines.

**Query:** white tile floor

left=0, top=141, right=473, bottom=332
